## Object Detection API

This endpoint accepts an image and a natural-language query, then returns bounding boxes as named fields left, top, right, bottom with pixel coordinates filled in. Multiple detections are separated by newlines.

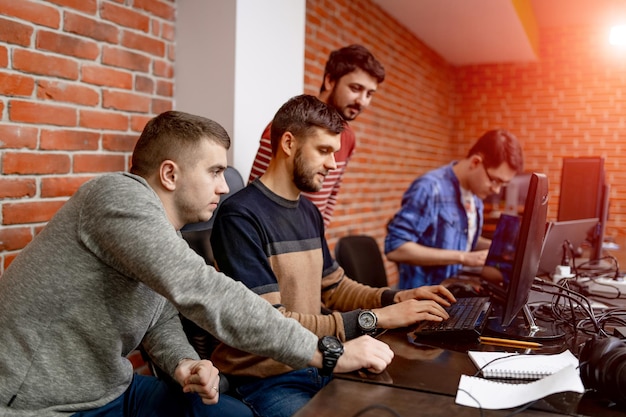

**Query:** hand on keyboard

left=373, top=299, right=450, bottom=329
left=393, top=284, right=456, bottom=307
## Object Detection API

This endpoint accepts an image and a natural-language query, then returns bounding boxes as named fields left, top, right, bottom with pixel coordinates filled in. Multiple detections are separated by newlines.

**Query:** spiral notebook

left=468, top=350, right=579, bottom=380
left=456, top=365, right=585, bottom=410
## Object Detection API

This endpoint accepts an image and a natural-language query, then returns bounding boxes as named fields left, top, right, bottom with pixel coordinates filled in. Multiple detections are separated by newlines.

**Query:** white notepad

left=468, top=349, right=579, bottom=379
left=456, top=365, right=585, bottom=410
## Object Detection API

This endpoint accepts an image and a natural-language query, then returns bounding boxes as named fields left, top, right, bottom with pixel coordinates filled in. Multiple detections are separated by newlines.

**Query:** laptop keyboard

left=412, top=296, right=491, bottom=341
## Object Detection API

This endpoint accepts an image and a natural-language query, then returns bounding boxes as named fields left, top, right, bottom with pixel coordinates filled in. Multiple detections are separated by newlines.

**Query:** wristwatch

left=358, top=309, right=378, bottom=335
left=318, top=336, right=344, bottom=376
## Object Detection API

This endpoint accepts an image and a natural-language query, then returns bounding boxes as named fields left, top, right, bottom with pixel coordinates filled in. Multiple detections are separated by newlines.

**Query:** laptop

left=412, top=214, right=521, bottom=341
left=537, top=218, right=598, bottom=277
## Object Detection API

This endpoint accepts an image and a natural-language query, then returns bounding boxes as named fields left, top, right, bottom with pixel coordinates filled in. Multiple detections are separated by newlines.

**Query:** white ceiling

left=372, top=0, right=626, bottom=65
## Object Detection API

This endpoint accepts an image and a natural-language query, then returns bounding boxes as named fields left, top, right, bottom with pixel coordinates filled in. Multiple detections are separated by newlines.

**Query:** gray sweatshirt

left=0, top=173, right=317, bottom=416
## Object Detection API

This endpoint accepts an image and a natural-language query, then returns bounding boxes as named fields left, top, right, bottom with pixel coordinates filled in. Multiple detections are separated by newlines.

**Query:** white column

left=175, top=0, right=306, bottom=179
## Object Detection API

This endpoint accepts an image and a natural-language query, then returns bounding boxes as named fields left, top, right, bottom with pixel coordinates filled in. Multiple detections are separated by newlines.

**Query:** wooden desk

left=295, top=328, right=626, bottom=417
left=294, top=378, right=559, bottom=417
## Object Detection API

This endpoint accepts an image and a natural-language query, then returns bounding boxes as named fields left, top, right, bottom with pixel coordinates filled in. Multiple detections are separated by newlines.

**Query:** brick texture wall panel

left=0, top=72, right=35, bottom=97
left=102, top=46, right=151, bottom=73
left=100, top=2, right=151, bottom=32
left=40, top=129, right=100, bottom=151
left=2, top=152, right=71, bottom=175
left=0, top=17, right=34, bottom=46
left=64, top=11, right=119, bottom=43
left=13, top=49, right=80, bottom=80
left=48, top=0, right=98, bottom=14
left=36, top=80, right=100, bottom=107
left=79, top=109, right=128, bottom=130
left=0, top=227, right=33, bottom=251
left=103, top=90, right=151, bottom=113
left=41, top=176, right=94, bottom=198
left=102, top=133, right=139, bottom=152
left=0, top=125, right=38, bottom=149
left=0, top=0, right=60, bottom=28
left=73, top=154, right=126, bottom=173
left=3, top=200, right=67, bottom=225
left=0, top=1, right=175, bottom=272
left=0, top=45, right=7, bottom=67
left=81, top=65, right=134, bottom=89
left=10, top=100, right=77, bottom=126
left=0, top=178, right=36, bottom=199
left=133, top=0, right=175, bottom=21
left=36, top=30, right=100, bottom=60
left=121, top=30, right=165, bottom=57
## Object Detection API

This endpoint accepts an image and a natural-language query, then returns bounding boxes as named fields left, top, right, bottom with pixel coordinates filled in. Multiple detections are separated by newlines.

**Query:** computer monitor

left=557, top=157, right=605, bottom=222
left=537, top=218, right=599, bottom=277
left=480, top=173, right=557, bottom=339
left=557, top=157, right=607, bottom=262
left=503, top=172, right=532, bottom=216
left=591, top=184, right=610, bottom=262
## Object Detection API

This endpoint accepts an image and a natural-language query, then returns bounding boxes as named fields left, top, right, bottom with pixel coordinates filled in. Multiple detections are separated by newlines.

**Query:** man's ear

left=280, top=131, right=296, bottom=157
left=469, top=154, right=483, bottom=169
left=159, top=160, right=178, bottom=191
left=323, top=74, right=335, bottom=93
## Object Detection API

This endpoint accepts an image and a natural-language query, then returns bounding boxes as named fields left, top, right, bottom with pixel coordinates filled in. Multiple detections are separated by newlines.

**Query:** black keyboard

left=412, top=296, right=492, bottom=341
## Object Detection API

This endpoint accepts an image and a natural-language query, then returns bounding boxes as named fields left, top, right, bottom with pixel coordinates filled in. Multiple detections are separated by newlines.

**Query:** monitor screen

left=481, top=172, right=549, bottom=328
left=557, top=157, right=605, bottom=222
left=538, top=218, right=599, bottom=276
left=591, top=184, right=610, bottom=261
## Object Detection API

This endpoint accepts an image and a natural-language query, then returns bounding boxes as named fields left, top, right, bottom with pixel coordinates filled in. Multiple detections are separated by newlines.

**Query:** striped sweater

left=210, top=179, right=396, bottom=380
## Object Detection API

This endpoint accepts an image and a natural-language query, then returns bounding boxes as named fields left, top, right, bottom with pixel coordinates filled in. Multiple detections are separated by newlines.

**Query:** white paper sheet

left=455, top=365, right=585, bottom=410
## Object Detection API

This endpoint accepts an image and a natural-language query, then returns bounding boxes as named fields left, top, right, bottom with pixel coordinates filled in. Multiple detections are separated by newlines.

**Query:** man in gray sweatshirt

left=0, top=111, right=393, bottom=417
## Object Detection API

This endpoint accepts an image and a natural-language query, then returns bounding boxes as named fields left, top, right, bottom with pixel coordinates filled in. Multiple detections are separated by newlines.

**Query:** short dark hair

left=320, top=44, right=385, bottom=93
left=130, top=110, right=230, bottom=177
left=468, top=129, right=524, bottom=173
left=270, top=95, right=345, bottom=155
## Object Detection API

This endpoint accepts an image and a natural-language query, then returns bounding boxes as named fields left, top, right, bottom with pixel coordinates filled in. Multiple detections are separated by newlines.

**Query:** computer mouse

left=446, top=282, right=482, bottom=298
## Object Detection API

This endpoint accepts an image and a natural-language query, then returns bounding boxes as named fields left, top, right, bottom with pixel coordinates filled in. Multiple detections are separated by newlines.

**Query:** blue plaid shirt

left=385, top=163, right=484, bottom=289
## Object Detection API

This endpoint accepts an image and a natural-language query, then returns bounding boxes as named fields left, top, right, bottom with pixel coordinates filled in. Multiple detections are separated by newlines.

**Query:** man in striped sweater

left=248, top=44, right=385, bottom=226
left=211, top=95, right=454, bottom=417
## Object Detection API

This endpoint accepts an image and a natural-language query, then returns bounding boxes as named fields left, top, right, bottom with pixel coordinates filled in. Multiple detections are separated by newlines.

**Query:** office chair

left=335, top=235, right=389, bottom=288
left=180, top=166, right=244, bottom=265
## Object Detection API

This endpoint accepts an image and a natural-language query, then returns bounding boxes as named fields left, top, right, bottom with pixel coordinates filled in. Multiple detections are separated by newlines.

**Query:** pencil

left=479, top=336, right=543, bottom=349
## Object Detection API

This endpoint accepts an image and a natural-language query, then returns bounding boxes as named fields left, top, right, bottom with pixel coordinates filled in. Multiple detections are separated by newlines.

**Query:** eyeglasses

left=481, top=162, right=508, bottom=188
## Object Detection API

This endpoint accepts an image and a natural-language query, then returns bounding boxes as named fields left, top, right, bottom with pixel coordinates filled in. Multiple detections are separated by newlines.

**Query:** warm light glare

left=609, top=25, right=626, bottom=46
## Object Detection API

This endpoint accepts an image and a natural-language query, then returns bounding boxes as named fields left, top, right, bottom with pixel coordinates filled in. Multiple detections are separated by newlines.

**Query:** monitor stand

left=486, top=304, right=565, bottom=341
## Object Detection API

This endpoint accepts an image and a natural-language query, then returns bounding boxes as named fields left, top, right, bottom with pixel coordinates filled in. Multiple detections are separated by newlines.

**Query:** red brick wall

left=453, top=25, right=626, bottom=239
left=307, top=1, right=626, bottom=285
left=0, top=0, right=175, bottom=273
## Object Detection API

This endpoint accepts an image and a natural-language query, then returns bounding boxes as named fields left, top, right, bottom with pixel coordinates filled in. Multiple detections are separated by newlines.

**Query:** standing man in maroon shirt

left=248, top=44, right=385, bottom=226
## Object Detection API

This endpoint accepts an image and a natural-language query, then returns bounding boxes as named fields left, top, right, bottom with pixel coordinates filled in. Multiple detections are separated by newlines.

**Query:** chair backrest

left=335, top=235, right=388, bottom=287
left=181, top=166, right=245, bottom=265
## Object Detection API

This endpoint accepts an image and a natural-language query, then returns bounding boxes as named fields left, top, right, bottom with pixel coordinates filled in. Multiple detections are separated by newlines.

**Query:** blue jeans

left=235, top=368, right=332, bottom=417
left=71, top=374, right=253, bottom=417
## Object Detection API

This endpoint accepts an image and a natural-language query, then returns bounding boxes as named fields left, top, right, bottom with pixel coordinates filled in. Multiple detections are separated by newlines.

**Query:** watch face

left=324, top=337, right=342, bottom=351
left=320, top=336, right=344, bottom=354
left=359, top=311, right=376, bottom=331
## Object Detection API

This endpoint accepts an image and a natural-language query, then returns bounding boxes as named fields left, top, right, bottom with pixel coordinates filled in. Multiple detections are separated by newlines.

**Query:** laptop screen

left=481, top=214, right=521, bottom=288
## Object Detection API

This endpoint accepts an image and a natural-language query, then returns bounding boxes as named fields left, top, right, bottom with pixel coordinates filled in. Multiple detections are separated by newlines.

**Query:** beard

left=293, top=147, right=323, bottom=193
left=327, top=88, right=361, bottom=121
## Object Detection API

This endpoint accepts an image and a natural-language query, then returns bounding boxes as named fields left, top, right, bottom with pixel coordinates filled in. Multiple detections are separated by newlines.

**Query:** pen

left=479, top=336, right=543, bottom=349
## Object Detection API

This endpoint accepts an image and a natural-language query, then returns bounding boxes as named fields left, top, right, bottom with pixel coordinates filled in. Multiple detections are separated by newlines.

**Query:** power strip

left=584, top=277, right=626, bottom=296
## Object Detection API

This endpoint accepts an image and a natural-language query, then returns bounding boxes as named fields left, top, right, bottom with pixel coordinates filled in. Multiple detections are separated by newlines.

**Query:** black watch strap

left=318, top=336, right=344, bottom=376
